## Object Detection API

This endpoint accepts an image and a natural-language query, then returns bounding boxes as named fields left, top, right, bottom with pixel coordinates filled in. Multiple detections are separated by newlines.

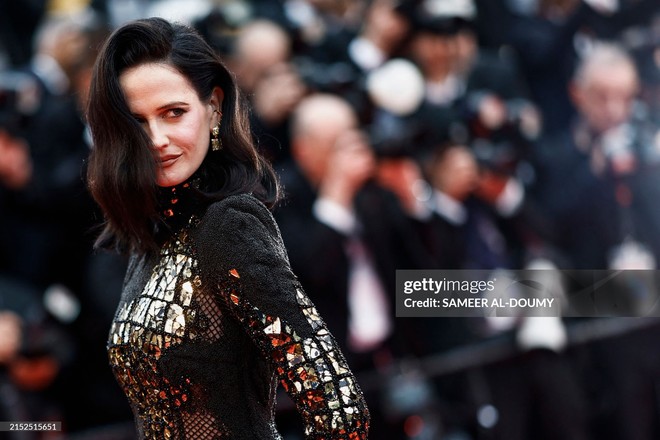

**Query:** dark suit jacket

left=274, top=162, right=438, bottom=360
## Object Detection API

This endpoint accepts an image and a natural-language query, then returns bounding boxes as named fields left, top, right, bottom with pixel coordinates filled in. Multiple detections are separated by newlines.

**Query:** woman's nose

left=147, top=122, right=168, bottom=149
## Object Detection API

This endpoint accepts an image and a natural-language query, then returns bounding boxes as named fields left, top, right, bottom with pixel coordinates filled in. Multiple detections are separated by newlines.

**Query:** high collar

left=157, top=172, right=206, bottom=235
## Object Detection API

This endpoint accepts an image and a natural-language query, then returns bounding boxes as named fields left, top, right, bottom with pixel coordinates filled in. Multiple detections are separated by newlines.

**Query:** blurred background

left=0, top=0, right=659, bottom=438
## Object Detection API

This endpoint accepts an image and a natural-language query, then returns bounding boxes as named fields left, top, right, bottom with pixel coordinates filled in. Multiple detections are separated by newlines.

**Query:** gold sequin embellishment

left=108, top=229, right=204, bottom=439
left=222, top=271, right=369, bottom=439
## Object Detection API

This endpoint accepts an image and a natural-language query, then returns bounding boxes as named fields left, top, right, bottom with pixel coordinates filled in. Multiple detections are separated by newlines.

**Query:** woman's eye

left=167, top=108, right=185, bottom=118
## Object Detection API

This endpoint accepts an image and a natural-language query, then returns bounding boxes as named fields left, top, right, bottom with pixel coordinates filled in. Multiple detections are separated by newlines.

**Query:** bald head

left=290, top=94, right=362, bottom=184
left=233, top=20, right=290, bottom=91
left=291, top=94, right=357, bottom=140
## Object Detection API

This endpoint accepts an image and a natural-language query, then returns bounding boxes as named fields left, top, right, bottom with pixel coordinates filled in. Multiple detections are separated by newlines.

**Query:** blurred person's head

left=362, top=0, right=410, bottom=54
left=404, top=0, right=478, bottom=77
left=250, top=64, right=307, bottom=129
left=291, top=94, right=371, bottom=186
left=404, top=0, right=478, bottom=81
left=32, top=10, right=101, bottom=94
left=408, top=28, right=457, bottom=81
left=232, top=20, right=291, bottom=93
left=70, top=20, right=110, bottom=110
left=426, top=144, right=479, bottom=201
left=570, top=43, right=640, bottom=134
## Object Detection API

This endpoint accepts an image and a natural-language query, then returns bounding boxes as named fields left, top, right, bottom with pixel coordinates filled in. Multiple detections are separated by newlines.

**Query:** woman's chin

left=156, top=176, right=184, bottom=188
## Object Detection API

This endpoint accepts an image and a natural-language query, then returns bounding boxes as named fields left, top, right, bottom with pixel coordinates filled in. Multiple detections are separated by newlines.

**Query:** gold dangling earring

left=211, top=111, right=222, bottom=151
left=211, top=125, right=221, bottom=151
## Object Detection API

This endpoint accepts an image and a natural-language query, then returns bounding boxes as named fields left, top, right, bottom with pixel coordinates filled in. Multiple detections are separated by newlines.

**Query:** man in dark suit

left=276, top=94, right=391, bottom=361
left=274, top=93, right=444, bottom=437
left=530, top=43, right=660, bottom=269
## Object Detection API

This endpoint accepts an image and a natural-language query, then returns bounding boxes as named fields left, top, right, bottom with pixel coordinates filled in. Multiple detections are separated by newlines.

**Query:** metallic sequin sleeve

left=197, top=195, right=370, bottom=439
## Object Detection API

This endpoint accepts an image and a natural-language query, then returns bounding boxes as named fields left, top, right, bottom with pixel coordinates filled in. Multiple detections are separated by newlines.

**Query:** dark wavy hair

left=86, top=17, right=279, bottom=254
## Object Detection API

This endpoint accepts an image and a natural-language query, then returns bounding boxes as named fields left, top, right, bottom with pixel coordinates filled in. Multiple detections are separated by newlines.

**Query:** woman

left=86, top=17, right=369, bottom=439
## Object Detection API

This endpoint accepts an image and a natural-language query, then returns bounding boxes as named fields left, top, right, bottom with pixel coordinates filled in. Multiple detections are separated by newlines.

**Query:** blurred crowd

left=0, top=0, right=659, bottom=439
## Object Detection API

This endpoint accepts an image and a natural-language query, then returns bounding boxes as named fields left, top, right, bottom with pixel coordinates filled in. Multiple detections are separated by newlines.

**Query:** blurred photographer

left=276, top=93, right=443, bottom=438
left=505, top=0, right=658, bottom=135
left=290, top=0, right=412, bottom=124
left=276, top=95, right=383, bottom=354
left=0, top=13, right=131, bottom=433
left=398, top=0, right=543, bottom=174
left=363, top=40, right=546, bottom=268
left=420, top=142, right=537, bottom=270
left=0, top=11, right=107, bottom=288
left=230, top=19, right=308, bottom=163
left=531, top=42, right=660, bottom=269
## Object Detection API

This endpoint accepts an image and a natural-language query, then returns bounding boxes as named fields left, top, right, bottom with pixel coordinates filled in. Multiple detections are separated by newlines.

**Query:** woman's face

left=120, top=62, right=222, bottom=187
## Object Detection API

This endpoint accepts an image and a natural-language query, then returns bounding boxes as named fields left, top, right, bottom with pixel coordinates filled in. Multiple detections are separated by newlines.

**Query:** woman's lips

left=160, top=155, right=180, bottom=167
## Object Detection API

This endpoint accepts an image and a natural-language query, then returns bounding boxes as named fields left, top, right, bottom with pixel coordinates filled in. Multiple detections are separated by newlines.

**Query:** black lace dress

left=107, top=181, right=370, bottom=439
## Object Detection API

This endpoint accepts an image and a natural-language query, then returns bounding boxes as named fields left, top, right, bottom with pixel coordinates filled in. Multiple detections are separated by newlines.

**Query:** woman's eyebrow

left=157, top=101, right=189, bottom=110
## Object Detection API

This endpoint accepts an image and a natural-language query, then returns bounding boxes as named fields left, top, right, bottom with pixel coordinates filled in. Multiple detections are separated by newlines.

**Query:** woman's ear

left=210, top=86, right=225, bottom=109
left=209, top=86, right=225, bottom=124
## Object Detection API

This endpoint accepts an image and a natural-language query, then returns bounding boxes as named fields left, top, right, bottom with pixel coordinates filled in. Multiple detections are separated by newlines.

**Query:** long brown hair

left=86, top=17, right=279, bottom=254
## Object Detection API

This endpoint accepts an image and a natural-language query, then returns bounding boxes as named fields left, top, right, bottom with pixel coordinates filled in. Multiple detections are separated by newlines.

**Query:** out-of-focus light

left=404, top=414, right=425, bottom=438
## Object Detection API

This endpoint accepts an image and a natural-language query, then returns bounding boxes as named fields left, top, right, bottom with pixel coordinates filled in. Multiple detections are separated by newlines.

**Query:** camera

left=293, top=56, right=362, bottom=95
left=458, top=92, right=542, bottom=177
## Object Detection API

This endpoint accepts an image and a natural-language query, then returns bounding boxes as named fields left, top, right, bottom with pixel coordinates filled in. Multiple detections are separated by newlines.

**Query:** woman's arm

left=197, top=194, right=370, bottom=439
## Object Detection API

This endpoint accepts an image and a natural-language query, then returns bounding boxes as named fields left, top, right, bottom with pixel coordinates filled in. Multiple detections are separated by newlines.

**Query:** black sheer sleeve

left=196, top=194, right=370, bottom=439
